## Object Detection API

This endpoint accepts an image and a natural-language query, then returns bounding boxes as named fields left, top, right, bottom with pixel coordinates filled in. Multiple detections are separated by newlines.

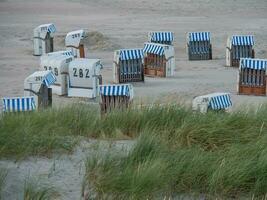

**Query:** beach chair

left=192, top=93, right=232, bottom=113
left=65, top=29, right=86, bottom=58
left=113, top=48, right=144, bottom=83
left=99, top=84, right=133, bottom=114
left=226, top=35, right=255, bottom=67
left=24, top=71, right=56, bottom=109
left=40, top=54, right=74, bottom=95
left=33, top=23, right=56, bottom=56
left=238, top=58, right=267, bottom=96
left=67, top=58, right=102, bottom=98
left=187, top=32, right=212, bottom=60
left=143, top=42, right=175, bottom=77
left=148, top=31, right=174, bottom=45
left=1, top=96, right=36, bottom=113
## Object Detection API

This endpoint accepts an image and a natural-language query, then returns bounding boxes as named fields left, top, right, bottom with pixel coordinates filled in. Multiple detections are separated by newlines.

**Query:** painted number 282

left=73, top=68, right=90, bottom=78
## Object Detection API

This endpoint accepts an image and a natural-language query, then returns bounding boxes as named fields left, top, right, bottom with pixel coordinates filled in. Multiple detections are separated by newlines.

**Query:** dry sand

left=0, top=0, right=267, bottom=108
left=0, top=0, right=267, bottom=199
left=0, top=139, right=135, bottom=199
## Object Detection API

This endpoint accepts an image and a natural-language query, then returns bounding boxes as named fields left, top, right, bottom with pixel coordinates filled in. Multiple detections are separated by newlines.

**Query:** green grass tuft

left=1, top=104, right=267, bottom=198
left=23, top=177, right=59, bottom=200
left=0, top=168, right=7, bottom=200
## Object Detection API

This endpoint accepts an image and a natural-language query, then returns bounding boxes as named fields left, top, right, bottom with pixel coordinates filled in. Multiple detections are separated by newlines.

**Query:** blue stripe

left=42, top=72, right=56, bottom=87
left=2, top=97, right=36, bottom=112
left=209, top=94, right=232, bottom=110
left=17, top=98, right=20, bottom=112
left=151, top=32, right=174, bottom=42
left=26, top=98, right=30, bottom=110
left=119, top=49, right=144, bottom=61
left=99, top=85, right=131, bottom=96
left=240, top=58, right=267, bottom=70
left=189, top=32, right=210, bottom=42
left=143, top=43, right=165, bottom=56
left=12, top=99, right=15, bottom=111
left=22, top=98, right=25, bottom=111
left=7, top=99, right=10, bottom=112
left=232, top=35, right=254, bottom=46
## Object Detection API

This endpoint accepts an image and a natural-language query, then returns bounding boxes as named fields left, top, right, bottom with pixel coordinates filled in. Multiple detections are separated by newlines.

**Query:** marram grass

left=23, top=177, right=59, bottom=200
left=84, top=132, right=267, bottom=199
left=1, top=104, right=266, bottom=158
left=0, top=168, right=7, bottom=200
left=1, top=104, right=267, bottom=198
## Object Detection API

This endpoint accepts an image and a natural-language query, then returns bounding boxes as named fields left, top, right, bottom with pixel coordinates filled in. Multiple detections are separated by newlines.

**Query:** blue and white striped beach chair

left=187, top=32, right=212, bottom=60
left=148, top=32, right=174, bottom=45
left=99, top=84, right=134, bottom=113
left=192, top=93, right=232, bottom=113
left=226, top=35, right=255, bottom=67
left=1, top=96, right=36, bottom=113
left=114, top=48, right=144, bottom=83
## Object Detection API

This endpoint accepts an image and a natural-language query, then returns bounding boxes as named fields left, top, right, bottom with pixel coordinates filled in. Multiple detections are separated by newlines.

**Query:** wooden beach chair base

left=238, top=85, right=266, bottom=96
left=100, top=95, right=131, bottom=114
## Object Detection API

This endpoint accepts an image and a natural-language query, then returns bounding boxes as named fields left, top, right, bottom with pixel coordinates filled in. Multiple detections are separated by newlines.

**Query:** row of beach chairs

left=1, top=24, right=266, bottom=114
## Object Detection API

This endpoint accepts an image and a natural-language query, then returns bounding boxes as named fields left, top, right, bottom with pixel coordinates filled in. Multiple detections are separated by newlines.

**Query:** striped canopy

left=189, top=32, right=210, bottom=42
left=2, top=96, right=36, bottom=112
left=143, top=43, right=165, bottom=56
left=119, top=49, right=144, bottom=61
left=150, top=32, right=174, bottom=42
left=43, top=71, right=57, bottom=86
left=27, top=71, right=56, bottom=87
left=232, top=35, right=254, bottom=46
left=209, top=93, right=232, bottom=110
left=99, top=84, right=132, bottom=97
left=240, top=58, right=267, bottom=70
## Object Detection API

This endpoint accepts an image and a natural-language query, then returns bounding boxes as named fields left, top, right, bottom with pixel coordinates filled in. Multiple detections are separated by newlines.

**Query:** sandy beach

left=0, top=0, right=267, bottom=108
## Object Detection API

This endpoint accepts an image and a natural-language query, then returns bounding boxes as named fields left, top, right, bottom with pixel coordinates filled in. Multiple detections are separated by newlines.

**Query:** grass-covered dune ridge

left=84, top=132, right=267, bottom=199
left=1, top=104, right=267, bottom=198
left=0, top=104, right=267, bottom=158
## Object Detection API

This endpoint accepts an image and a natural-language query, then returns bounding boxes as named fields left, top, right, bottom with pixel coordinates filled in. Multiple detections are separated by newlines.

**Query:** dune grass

left=1, top=103, right=267, bottom=158
left=23, top=177, right=59, bottom=200
left=1, top=104, right=267, bottom=198
left=84, top=131, right=267, bottom=199
left=0, top=169, right=7, bottom=200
